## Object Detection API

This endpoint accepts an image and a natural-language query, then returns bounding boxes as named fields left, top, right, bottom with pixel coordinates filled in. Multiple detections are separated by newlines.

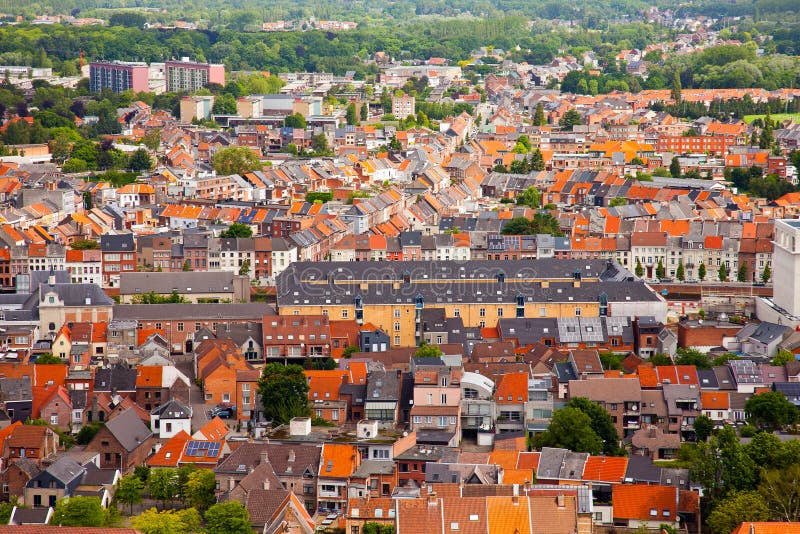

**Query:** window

left=155, top=322, right=162, bottom=330
left=453, top=308, right=460, bottom=317
left=394, top=322, right=400, bottom=332
left=394, top=336, right=400, bottom=346
left=479, top=308, right=486, bottom=317
left=497, top=308, right=504, bottom=317
left=341, top=309, right=349, bottom=319
left=177, top=322, right=184, bottom=332
left=441, top=394, right=447, bottom=404
left=50, top=415, right=58, bottom=425
left=438, top=416, right=448, bottom=427
left=413, top=416, right=422, bottom=424
left=394, top=309, right=401, bottom=318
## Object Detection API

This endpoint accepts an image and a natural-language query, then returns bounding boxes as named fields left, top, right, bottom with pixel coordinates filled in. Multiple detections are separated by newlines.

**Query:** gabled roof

left=103, top=407, right=152, bottom=452
left=194, top=416, right=228, bottom=441
left=612, top=484, right=678, bottom=522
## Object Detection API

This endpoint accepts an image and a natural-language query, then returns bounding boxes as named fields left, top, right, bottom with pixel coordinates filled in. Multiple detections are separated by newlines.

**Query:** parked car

left=210, top=404, right=237, bottom=419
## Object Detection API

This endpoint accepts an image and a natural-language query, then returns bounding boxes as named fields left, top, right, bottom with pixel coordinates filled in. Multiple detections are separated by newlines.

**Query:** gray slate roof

left=104, top=407, right=152, bottom=452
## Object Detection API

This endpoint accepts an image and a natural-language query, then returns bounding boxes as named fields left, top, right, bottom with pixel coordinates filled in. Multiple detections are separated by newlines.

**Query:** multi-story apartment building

left=165, top=58, right=225, bottom=93
left=276, top=260, right=666, bottom=348
left=100, top=234, right=136, bottom=288
left=89, top=61, right=149, bottom=93
left=391, top=94, right=416, bottom=119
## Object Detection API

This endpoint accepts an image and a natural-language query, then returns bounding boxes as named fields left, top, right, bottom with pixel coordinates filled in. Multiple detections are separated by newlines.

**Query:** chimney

left=557, top=493, right=565, bottom=508
left=288, top=450, right=296, bottom=462
left=523, top=479, right=531, bottom=493
left=48, top=267, right=55, bottom=286
left=228, top=477, right=235, bottom=491
left=260, top=450, right=269, bottom=464
left=427, top=491, right=437, bottom=506
left=263, top=479, right=270, bottom=490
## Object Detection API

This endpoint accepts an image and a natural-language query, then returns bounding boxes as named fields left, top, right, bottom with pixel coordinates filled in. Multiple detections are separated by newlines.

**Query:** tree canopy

left=211, top=146, right=263, bottom=176
left=531, top=406, right=604, bottom=454
left=220, top=222, right=253, bottom=238
left=258, top=363, right=310, bottom=425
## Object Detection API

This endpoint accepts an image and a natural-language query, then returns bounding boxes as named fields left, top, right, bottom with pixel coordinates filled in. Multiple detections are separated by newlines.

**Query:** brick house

left=214, top=442, right=322, bottom=513
left=0, top=458, right=40, bottom=504
left=568, top=378, right=643, bottom=439
left=100, top=234, right=136, bottom=288
left=2, top=425, right=60, bottom=465
left=37, top=386, right=72, bottom=432
left=196, top=338, right=257, bottom=405
left=85, top=407, right=153, bottom=472
left=135, top=365, right=191, bottom=411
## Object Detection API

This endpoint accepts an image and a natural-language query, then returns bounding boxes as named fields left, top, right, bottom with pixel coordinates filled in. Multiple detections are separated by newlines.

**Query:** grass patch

left=743, top=113, right=800, bottom=124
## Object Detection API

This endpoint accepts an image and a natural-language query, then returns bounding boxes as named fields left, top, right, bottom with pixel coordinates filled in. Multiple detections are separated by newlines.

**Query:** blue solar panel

left=185, top=441, right=220, bottom=458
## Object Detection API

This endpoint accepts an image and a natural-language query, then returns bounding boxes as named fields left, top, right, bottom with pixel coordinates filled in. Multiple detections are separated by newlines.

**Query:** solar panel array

left=185, top=441, right=221, bottom=458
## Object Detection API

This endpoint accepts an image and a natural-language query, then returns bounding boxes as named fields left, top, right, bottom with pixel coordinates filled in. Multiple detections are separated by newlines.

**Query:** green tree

left=147, top=468, right=178, bottom=510
left=49, top=133, right=72, bottom=164
left=389, top=136, right=402, bottom=151
left=529, top=149, right=545, bottom=171
left=52, top=496, right=108, bottom=527
left=699, top=263, right=707, bottom=281
left=34, top=352, right=62, bottom=364
left=746, top=391, right=798, bottom=431
left=220, top=223, right=253, bottom=238
left=184, top=469, right=216, bottom=512
left=516, top=187, right=540, bottom=209
left=205, top=501, right=251, bottom=534
left=284, top=113, right=307, bottom=129
left=182, top=260, right=191, bottom=272
left=361, top=103, right=369, bottom=121
left=75, top=422, right=103, bottom=445
left=129, top=148, right=153, bottom=172
left=132, top=507, right=198, bottom=534
left=532, top=407, right=603, bottom=454
left=773, top=349, right=795, bottom=366
left=238, top=259, right=251, bottom=277
left=718, top=264, right=728, bottom=282
left=500, top=214, right=561, bottom=236
left=142, top=129, right=161, bottom=151
left=312, top=133, right=330, bottom=154
left=0, top=503, right=14, bottom=525
left=258, top=363, right=310, bottom=425
left=635, top=258, right=644, bottom=278
left=63, top=158, right=88, bottom=173
left=758, top=464, right=800, bottom=522
left=211, top=146, right=262, bottom=176
left=706, top=491, right=769, bottom=534
left=306, top=192, right=333, bottom=203
left=363, top=523, right=395, bottom=534
left=533, top=102, right=546, bottom=126
left=70, top=239, right=99, bottom=250
left=116, top=473, right=144, bottom=514
left=609, top=198, right=627, bottom=207
left=650, top=353, right=673, bottom=366
left=566, top=397, right=622, bottom=456
left=342, top=345, right=360, bottom=358
left=414, top=343, right=443, bottom=359
left=675, top=348, right=711, bottom=370
left=656, top=259, right=665, bottom=280
left=346, top=103, right=358, bottom=126
left=670, top=71, right=682, bottom=103
left=693, top=414, right=714, bottom=442
left=559, top=109, right=582, bottom=128
left=762, top=264, right=771, bottom=283
left=670, top=156, right=681, bottom=178
left=760, top=107, right=774, bottom=150
left=676, top=260, right=685, bottom=282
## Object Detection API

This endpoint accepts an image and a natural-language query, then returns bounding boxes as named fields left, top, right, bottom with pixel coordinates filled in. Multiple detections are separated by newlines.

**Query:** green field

left=743, top=113, right=800, bottom=124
